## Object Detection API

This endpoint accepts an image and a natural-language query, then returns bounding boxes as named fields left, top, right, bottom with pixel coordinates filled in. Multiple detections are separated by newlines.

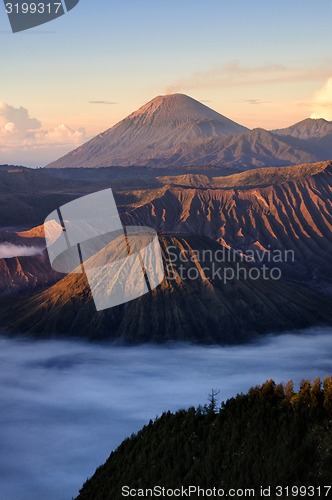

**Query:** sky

left=0, top=0, right=332, bottom=166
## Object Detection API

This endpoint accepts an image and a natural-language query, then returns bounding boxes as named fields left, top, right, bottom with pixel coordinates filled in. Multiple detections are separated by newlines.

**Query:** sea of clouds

left=0, top=328, right=332, bottom=500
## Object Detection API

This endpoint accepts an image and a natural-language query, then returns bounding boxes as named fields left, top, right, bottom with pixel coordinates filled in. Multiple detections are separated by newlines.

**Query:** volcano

left=47, top=94, right=248, bottom=169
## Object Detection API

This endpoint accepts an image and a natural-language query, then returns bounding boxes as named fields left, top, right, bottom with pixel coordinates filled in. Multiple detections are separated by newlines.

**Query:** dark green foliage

left=77, top=377, right=332, bottom=500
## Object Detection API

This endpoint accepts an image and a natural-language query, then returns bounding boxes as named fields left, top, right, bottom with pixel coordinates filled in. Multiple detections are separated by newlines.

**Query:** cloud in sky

left=89, top=101, right=117, bottom=105
left=310, top=77, right=332, bottom=121
left=166, top=60, right=332, bottom=94
left=0, top=102, right=41, bottom=132
left=33, top=124, right=86, bottom=147
left=243, top=99, right=271, bottom=105
left=0, top=101, right=87, bottom=166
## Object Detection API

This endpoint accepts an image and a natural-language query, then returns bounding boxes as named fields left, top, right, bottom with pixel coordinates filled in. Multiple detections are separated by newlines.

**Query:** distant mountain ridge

left=47, top=94, right=332, bottom=170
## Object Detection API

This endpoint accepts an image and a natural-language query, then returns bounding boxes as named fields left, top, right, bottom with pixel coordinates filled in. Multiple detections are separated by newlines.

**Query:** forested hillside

left=77, top=378, right=332, bottom=500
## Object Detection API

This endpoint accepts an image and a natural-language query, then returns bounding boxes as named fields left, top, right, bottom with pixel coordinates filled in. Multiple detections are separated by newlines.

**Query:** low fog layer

left=0, top=243, right=43, bottom=258
left=0, top=328, right=332, bottom=500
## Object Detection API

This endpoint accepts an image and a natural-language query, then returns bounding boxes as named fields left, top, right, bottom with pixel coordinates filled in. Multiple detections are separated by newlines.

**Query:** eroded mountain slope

left=1, top=235, right=331, bottom=342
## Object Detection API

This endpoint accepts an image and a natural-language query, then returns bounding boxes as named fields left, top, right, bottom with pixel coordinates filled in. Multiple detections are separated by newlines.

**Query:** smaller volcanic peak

left=17, top=220, right=63, bottom=243
left=273, top=117, right=332, bottom=140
